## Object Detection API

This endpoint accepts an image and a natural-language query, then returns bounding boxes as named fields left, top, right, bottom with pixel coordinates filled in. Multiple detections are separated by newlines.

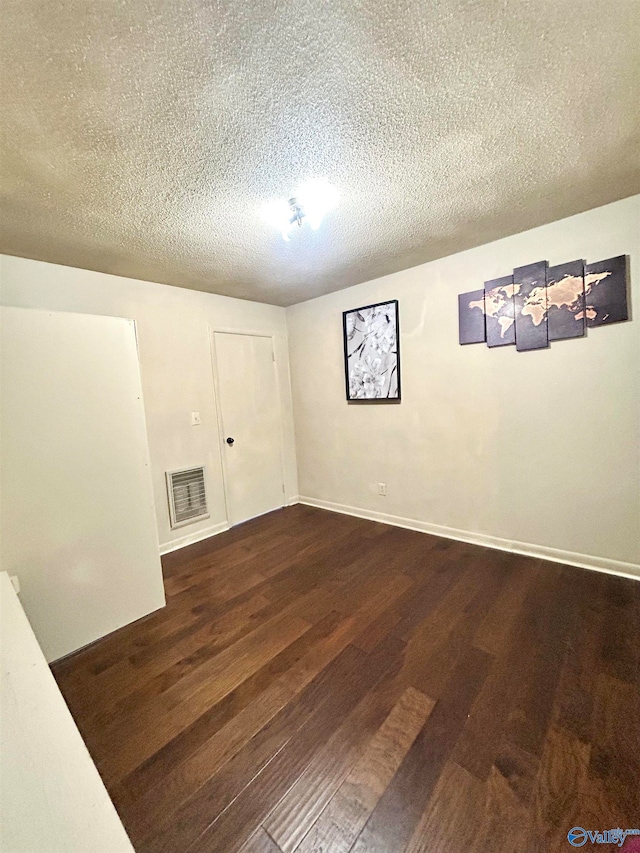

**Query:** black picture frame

left=343, top=300, right=401, bottom=402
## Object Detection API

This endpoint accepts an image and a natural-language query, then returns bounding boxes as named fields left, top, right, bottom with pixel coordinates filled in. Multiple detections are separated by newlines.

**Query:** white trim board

left=159, top=521, right=229, bottom=556
left=296, top=497, right=640, bottom=582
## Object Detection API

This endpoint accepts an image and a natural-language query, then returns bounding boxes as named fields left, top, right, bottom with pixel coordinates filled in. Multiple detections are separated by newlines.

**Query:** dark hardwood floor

left=52, top=505, right=640, bottom=853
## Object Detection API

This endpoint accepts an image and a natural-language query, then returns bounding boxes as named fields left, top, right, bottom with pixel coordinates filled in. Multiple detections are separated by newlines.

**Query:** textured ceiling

left=1, top=1, right=639, bottom=306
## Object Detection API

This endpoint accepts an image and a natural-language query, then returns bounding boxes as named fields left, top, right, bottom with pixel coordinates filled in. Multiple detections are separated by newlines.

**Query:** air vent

left=166, top=466, right=209, bottom=528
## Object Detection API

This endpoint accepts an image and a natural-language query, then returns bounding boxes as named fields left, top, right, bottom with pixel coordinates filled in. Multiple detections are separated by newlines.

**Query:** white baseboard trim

left=159, top=521, right=229, bottom=556
left=296, top=496, right=640, bottom=582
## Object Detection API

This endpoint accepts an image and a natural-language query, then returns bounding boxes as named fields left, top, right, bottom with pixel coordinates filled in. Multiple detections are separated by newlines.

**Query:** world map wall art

left=458, top=255, right=629, bottom=351
left=343, top=300, right=400, bottom=400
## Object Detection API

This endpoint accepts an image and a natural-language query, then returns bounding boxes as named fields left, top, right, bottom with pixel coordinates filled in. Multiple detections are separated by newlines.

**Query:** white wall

left=0, top=257, right=298, bottom=553
left=1, top=572, right=134, bottom=851
left=1, top=307, right=166, bottom=661
left=287, top=195, right=640, bottom=577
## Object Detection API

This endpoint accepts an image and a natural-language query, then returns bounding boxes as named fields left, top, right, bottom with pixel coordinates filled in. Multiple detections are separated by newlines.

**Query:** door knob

left=226, top=437, right=234, bottom=445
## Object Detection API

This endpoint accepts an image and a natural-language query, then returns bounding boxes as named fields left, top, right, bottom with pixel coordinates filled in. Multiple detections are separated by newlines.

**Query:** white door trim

left=208, top=328, right=287, bottom=527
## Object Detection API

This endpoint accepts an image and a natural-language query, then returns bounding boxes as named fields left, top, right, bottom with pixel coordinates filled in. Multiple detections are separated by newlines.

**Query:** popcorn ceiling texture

left=1, top=0, right=639, bottom=307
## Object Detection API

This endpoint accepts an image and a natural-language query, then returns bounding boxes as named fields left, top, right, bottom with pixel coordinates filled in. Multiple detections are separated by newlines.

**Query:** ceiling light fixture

left=262, top=179, right=339, bottom=241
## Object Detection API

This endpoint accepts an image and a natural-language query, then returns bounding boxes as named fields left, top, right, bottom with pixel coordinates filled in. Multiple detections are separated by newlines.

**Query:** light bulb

left=262, top=180, right=339, bottom=240
left=296, top=179, right=339, bottom=231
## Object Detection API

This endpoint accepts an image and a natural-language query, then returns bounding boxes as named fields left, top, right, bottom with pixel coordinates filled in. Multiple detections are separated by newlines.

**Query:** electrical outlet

left=191, top=412, right=201, bottom=426
left=378, top=482, right=387, bottom=496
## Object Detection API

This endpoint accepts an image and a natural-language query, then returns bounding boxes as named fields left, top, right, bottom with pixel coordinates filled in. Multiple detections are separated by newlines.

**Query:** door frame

left=208, top=327, right=287, bottom=527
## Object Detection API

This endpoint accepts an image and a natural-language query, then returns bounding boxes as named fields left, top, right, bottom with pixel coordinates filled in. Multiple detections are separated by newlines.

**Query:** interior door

left=213, top=332, right=285, bottom=526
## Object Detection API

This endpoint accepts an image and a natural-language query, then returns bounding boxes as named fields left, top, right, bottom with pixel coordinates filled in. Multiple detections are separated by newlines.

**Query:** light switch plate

left=191, top=412, right=201, bottom=426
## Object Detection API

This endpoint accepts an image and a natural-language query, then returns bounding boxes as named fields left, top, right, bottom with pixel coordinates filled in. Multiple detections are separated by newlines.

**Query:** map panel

left=584, top=255, right=629, bottom=327
left=484, top=274, right=516, bottom=347
left=514, top=260, right=549, bottom=351
left=547, top=259, right=585, bottom=341
left=458, top=290, right=485, bottom=345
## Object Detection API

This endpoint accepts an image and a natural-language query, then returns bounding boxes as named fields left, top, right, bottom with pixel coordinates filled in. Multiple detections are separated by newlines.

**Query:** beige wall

left=1, top=197, right=638, bottom=578
left=0, top=257, right=298, bottom=553
left=287, top=195, right=640, bottom=577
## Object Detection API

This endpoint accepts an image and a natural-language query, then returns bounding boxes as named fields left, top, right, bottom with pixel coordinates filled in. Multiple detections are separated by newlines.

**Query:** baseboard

left=49, top=601, right=167, bottom=665
left=159, top=521, right=229, bottom=556
left=159, top=501, right=302, bottom=555
left=296, top=496, right=640, bottom=582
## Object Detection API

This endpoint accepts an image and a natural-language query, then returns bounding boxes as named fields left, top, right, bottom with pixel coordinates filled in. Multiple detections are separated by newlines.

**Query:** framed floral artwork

left=343, top=300, right=401, bottom=401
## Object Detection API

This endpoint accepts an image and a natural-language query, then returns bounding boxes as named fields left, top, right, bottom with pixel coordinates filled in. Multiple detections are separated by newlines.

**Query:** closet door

left=213, top=332, right=285, bottom=526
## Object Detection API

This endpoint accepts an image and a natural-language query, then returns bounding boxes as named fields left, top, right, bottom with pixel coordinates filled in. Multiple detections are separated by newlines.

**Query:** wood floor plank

left=499, top=565, right=574, bottom=762
left=181, top=637, right=406, bottom=853
left=134, top=642, right=378, bottom=851
left=405, top=552, right=509, bottom=700
left=467, top=760, right=536, bottom=853
left=238, top=828, right=283, bottom=853
left=599, top=572, right=640, bottom=684
left=390, top=550, right=465, bottom=644
left=351, top=606, right=401, bottom=652
left=75, top=593, right=274, bottom=726
left=473, top=555, right=539, bottom=655
left=588, top=672, right=640, bottom=821
left=404, top=761, right=485, bottom=853
left=551, top=572, right=605, bottom=746
left=119, top=613, right=355, bottom=836
left=262, top=677, right=424, bottom=853
left=50, top=505, right=639, bottom=853
left=452, top=563, right=564, bottom=781
left=292, top=686, right=434, bottom=853
left=260, top=682, right=397, bottom=853
left=527, top=724, right=591, bottom=850
left=117, top=610, right=344, bottom=809
left=96, top=609, right=312, bottom=782
left=349, top=645, right=492, bottom=853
